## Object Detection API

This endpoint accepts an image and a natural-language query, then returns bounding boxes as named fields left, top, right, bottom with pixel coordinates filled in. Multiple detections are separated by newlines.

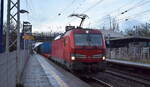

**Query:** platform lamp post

left=19, top=9, right=29, bottom=50
left=18, top=10, right=29, bottom=86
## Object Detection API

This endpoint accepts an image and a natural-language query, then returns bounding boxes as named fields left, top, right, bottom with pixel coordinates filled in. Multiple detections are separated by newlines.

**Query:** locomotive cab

left=69, top=29, right=106, bottom=71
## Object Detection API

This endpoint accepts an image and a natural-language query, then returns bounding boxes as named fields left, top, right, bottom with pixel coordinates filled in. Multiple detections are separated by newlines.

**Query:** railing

left=0, top=50, right=30, bottom=87
left=107, top=47, right=150, bottom=63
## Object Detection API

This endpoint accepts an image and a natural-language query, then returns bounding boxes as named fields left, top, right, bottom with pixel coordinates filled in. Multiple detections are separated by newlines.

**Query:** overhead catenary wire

left=25, top=0, right=30, bottom=20
left=72, top=3, right=84, bottom=14
left=49, top=0, right=79, bottom=32
left=118, top=9, right=150, bottom=23
left=92, top=0, right=150, bottom=28
left=98, top=10, right=150, bottom=30
left=25, top=0, right=39, bottom=22
left=106, top=0, right=141, bottom=17
left=64, top=0, right=76, bottom=11
left=93, top=0, right=141, bottom=21
left=120, top=0, right=150, bottom=14
left=98, top=0, right=148, bottom=19
left=83, top=0, right=137, bottom=23
left=52, top=0, right=81, bottom=24
left=82, top=0, right=104, bottom=13
left=116, top=3, right=150, bottom=22
left=78, top=0, right=140, bottom=28
left=58, top=0, right=77, bottom=16
left=127, top=0, right=148, bottom=11
left=108, top=0, right=150, bottom=19
left=67, top=0, right=104, bottom=26
left=65, top=0, right=87, bottom=25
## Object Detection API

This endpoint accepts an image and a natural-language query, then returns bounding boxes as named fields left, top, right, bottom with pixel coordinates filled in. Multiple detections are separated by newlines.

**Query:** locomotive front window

left=74, top=34, right=103, bottom=46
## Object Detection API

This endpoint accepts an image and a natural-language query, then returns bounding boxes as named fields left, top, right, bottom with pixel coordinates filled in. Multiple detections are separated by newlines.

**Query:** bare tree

left=3, top=21, right=17, bottom=51
left=125, top=23, right=150, bottom=37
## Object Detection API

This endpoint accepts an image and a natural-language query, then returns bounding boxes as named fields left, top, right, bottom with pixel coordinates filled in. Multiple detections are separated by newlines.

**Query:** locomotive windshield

left=74, top=33, right=103, bottom=46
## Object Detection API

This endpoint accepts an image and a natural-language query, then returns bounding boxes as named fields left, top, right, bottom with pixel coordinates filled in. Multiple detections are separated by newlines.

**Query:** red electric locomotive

left=52, top=26, right=106, bottom=72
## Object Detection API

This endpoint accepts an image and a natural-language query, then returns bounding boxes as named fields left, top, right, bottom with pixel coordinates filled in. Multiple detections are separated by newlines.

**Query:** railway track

left=90, top=77, right=113, bottom=87
left=80, top=76, right=113, bottom=87
left=106, top=70, right=150, bottom=87
left=93, top=70, right=150, bottom=87
left=104, top=59, right=150, bottom=87
left=47, top=57, right=150, bottom=87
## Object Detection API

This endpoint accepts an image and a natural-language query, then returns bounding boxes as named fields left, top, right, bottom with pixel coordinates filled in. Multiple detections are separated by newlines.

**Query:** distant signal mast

left=69, top=14, right=88, bottom=27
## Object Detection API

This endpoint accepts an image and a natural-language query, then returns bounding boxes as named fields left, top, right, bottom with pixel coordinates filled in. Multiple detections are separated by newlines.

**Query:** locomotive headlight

left=102, top=56, right=106, bottom=60
left=71, top=56, right=76, bottom=60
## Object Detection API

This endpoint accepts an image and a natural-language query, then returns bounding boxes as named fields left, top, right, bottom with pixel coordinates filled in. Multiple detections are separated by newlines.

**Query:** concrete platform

left=22, top=54, right=91, bottom=87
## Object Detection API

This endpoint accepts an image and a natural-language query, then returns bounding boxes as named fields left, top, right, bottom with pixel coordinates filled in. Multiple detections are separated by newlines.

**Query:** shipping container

left=39, top=42, right=51, bottom=54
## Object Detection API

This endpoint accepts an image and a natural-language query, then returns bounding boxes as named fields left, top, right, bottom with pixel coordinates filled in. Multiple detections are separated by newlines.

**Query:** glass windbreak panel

left=74, top=33, right=103, bottom=46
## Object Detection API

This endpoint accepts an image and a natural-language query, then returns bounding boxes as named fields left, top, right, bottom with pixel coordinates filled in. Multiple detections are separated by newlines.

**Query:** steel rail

left=91, top=77, right=113, bottom=87
left=106, top=70, right=150, bottom=86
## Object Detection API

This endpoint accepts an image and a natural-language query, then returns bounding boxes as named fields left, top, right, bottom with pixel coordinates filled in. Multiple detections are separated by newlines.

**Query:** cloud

left=33, top=21, right=66, bottom=32
left=31, top=0, right=150, bottom=33
left=87, top=0, right=117, bottom=4
left=32, top=19, right=82, bottom=33
left=32, top=18, right=92, bottom=32
left=87, top=0, right=100, bottom=3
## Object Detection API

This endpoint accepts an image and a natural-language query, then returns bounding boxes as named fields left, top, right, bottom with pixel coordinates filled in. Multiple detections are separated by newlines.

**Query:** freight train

left=51, top=26, right=106, bottom=73
left=34, top=42, right=51, bottom=58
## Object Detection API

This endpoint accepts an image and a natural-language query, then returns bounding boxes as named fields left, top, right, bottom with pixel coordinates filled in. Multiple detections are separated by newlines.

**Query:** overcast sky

left=4, top=0, right=150, bottom=32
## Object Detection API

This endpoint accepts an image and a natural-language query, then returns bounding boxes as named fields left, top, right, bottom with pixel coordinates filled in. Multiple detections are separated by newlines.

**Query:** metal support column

left=6, top=0, right=20, bottom=52
left=16, top=0, right=21, bottom=85
left=6, top=0, right=21, bottom=85
left=6, top=0, right=10, bottom=53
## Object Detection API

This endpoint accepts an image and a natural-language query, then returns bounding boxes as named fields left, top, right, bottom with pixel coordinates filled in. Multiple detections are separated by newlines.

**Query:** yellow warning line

left=36, top=55, right=69, bottom=87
